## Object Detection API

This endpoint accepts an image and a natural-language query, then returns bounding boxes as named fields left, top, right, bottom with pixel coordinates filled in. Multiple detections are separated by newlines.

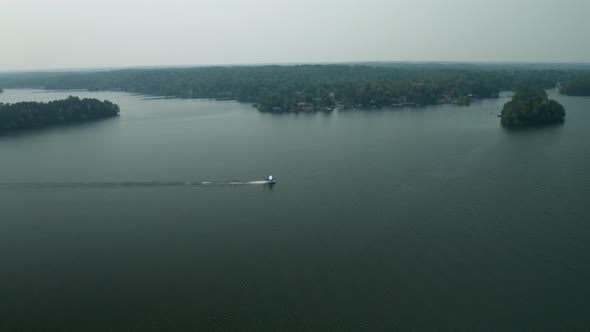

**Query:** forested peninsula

left=0, top=64, right=588, bottom=112
left=0, top=96, right=120, bottom=133
left=559, top=76, right=590, bottom=96
left=501, top=86, right=565, bottom=127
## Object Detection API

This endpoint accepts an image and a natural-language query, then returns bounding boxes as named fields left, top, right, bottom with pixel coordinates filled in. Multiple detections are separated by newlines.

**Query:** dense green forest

left=0, top=64, right=587, bottom=112
left=0, top=96, right=119, bottom=133
left=501, top=86, right=565, bottom=127
left=559, top=76, right=590, bottom=96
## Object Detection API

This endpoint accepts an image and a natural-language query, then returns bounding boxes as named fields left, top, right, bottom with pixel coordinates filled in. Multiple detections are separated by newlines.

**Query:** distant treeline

left=0, top=65, right=587, bottom=112
left=559, top=75, right=590, bottom=96
left=0, top=96, right=119, bottom=133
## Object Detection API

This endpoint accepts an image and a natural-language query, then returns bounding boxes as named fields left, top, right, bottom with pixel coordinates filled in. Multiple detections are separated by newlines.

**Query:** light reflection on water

left=0, top=89, right=589, bottom=330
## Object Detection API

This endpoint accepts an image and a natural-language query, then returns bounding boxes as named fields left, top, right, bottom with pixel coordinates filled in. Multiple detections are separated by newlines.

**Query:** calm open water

left=0, top=89, right=589, bottom=331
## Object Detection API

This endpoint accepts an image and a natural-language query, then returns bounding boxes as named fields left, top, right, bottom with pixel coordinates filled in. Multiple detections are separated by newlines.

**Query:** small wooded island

left=501, top=86, right=565, bottom=127
left=0, top=96, right=120, bottom=133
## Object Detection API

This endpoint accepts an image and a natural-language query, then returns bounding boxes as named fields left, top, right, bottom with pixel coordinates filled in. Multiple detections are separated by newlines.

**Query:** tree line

left=0, top=96, right=120, bottom=133
left=0, top=64, right=586, bottom=112
left=559, top=75, right=590, bottom=96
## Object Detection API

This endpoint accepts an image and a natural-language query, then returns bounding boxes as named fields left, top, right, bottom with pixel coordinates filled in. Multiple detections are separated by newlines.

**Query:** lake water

left=1, top=89, right=589, bottom=331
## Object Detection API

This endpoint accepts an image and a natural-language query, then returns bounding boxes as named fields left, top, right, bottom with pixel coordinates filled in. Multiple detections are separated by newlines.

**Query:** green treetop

left=501, top=85, right=565, bottom=127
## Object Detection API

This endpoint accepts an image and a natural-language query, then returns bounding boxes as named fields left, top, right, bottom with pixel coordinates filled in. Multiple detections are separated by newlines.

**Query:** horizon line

left=2, top=60, right=590, bottom=74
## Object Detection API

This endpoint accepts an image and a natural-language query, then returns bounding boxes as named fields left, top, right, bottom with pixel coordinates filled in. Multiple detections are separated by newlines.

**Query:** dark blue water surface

left=0, top=89, right=589, bottom=330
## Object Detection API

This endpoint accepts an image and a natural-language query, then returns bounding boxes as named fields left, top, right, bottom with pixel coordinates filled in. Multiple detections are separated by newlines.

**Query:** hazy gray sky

left=2, top=0, right=589, bottom=70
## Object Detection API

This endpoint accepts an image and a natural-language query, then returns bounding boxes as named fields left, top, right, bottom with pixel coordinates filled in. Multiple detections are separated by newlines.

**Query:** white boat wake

left=0, top=179, right=276, bottom=189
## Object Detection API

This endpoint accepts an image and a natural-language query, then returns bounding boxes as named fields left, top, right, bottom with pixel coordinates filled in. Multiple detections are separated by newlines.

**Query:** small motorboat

left=247, top=175, right=277, bottom=185
left=262, top=175, right=276, bottom=184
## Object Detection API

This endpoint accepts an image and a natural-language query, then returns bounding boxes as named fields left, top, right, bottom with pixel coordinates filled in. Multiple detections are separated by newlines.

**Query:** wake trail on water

left=0, top=180, right=273, bottom=189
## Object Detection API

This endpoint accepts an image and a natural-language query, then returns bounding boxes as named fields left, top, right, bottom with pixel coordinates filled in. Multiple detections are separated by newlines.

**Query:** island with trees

left=0, top=96, right=120, bottom=133
left=500, top=86, right=565, bottom=127
left=0, top=63, right=579, bottom=113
